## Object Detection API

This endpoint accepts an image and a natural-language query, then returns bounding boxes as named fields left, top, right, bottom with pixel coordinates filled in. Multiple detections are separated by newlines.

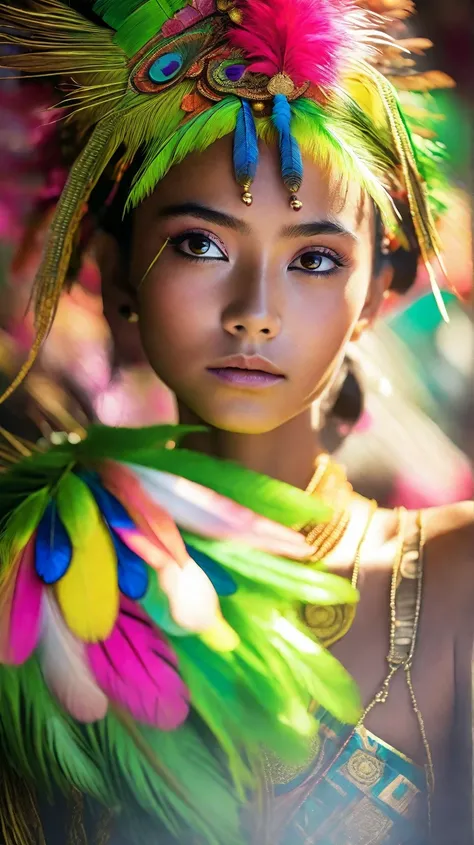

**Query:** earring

left=118, top=304, right=139, bottom=324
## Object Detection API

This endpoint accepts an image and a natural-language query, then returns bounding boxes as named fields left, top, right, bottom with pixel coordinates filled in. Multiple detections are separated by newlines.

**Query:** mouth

left=207, top=355, right=286, bottom=389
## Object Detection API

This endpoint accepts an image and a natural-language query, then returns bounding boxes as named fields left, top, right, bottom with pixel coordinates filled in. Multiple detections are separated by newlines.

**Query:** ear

left=92, top=231, right=147, bottom=368
left=350, top=261, right=394, bottom=342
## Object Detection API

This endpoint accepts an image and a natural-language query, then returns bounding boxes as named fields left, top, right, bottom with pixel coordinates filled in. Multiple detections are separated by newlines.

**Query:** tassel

left=233, top=99, right=259, bottom=206
left=272, top=94, right=303, bottom=211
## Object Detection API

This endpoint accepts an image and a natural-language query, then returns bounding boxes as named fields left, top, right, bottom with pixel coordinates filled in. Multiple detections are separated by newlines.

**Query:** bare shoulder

left=422, top=500, right=474, bottom=631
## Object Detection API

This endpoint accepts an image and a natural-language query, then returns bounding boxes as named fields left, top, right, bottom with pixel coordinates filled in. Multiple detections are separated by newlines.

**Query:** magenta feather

left=87, top=597, right=190, bottom=730
left=40, top=592, right=108, bottom=723
left=230, top=0, right=366, bottom=88
left=7, top=537, right=44, bottom=665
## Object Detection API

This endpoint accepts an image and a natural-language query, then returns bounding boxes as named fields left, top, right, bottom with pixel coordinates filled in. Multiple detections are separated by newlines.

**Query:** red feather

left=230, top=0, right=369, bottom=88
left=87, top=597, right=189, bottom=730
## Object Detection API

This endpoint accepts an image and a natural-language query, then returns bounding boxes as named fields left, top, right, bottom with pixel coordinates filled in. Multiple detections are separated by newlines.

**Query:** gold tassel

left=362, top=63, right=450, bottom=322
left=0, top=115, right=122, bottom=405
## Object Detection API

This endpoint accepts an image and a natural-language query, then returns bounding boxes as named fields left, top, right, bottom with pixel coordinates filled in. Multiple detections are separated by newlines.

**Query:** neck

left=178, top=404, right=323, bottom=490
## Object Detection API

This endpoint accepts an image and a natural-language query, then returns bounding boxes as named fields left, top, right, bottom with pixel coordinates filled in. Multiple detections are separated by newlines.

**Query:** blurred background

left=0, top=0, right=472, bottom=507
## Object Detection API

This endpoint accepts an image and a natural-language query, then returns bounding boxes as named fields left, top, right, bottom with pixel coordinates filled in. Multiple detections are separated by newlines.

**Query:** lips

left=207, top=355, right=285, bottom=389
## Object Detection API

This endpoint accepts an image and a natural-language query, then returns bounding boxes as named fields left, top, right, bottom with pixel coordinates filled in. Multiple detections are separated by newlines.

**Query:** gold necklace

left=303, top=500, right=377, bottom=648
left=300, top=454, right=354, bottom=560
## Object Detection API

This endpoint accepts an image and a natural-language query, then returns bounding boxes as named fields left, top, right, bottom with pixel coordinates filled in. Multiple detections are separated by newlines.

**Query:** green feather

left=0, top=659, right=106, bottom=801
left=74, top=423, right=204, bottom=460
left=93, top=0, right=185, bottom=33
left=116, top=0, right=189, bottom=57
left=92, top=712, right=243, bottom=845
left=0, top=489, right=49, bottom=571
left=182, top=532, right=357, bottom=606
left=128, top=97, right=241, bottom=209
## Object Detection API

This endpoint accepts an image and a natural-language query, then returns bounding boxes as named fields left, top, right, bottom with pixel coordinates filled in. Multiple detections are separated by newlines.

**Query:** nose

left=221, top=265, right=281, bottom=341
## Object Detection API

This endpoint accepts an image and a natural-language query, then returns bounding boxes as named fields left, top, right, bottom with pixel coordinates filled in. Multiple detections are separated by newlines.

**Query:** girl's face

left=124, top=137, right=386, bottom=434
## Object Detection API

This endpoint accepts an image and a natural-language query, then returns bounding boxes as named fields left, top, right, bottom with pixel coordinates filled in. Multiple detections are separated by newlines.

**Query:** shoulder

left=422, top=500, right=474, bottom=633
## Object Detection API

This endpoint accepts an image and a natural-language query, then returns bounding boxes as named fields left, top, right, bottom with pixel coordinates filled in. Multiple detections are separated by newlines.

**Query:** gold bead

left=217, top=0, right=232, bottom=9
left=241, top=190, right=253, bottom=206
left=228, top=7, right=243, bottom=23
left=251, top=101, right=266, bottom=115
left=290, top=194, right=303, bottom=211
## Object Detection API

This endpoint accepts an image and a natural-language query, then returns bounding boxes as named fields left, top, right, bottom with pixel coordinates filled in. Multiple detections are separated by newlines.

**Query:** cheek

left=289, top=277, right=362, bottom=395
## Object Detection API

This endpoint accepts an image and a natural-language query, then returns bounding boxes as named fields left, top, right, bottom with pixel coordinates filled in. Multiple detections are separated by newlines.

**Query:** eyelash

left=168, top=230, right=228, bottom=263
left=168, top=230, right=348, bottom=275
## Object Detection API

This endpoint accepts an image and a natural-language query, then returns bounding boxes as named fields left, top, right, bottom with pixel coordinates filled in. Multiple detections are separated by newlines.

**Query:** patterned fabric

left=274, top=711, right=428, bottom=845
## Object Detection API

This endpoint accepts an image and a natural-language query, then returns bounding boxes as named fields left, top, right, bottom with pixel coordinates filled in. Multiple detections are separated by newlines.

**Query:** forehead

left=137, top=135, right=373, bottom=237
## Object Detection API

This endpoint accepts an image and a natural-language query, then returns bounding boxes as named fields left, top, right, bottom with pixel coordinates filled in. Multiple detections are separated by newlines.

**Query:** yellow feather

left=55, top=475, right=119, bottom=643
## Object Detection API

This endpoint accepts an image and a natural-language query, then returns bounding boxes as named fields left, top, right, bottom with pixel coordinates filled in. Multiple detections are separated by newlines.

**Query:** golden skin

left=129, top=138, right=384, bottom=439
left=98, top=136, right=474, bottom=842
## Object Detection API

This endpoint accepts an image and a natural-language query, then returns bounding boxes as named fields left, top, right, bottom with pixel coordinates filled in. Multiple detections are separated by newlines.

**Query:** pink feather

left=87, top=597, right=189, bottom=730
left=100, top=462, right=188, bottom=567
left=40, top=592, right=108, bottom=723
left=6, top=537, right=43, bottom=665
left=230, top=0, right=369, bottom=87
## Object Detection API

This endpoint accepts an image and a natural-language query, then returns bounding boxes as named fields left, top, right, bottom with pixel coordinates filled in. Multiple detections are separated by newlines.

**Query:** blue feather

left=80, top=471, right=148, bottom=600
left=80, top=471, right=135, bottom=531
left=233, top=99, right=259, bottom=189
left=185, top=544, right=237, bottom=597
left=112, top=531, right=149, bottom=601
left=272, top=94, right=303, bottom=194
left=35, top=502, right=72, bottom=585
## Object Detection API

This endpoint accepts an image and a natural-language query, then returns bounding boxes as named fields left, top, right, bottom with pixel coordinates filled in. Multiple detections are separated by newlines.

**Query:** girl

left=0, top=1, right=472, bottom=843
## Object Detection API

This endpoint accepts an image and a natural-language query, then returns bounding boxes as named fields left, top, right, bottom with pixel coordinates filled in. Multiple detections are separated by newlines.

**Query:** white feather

left=40, top=592, right=108, bottom=723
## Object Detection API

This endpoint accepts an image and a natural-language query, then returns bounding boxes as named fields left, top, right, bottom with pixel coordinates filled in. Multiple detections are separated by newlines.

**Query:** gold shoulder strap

left=388, top=509, right=424, bottom=668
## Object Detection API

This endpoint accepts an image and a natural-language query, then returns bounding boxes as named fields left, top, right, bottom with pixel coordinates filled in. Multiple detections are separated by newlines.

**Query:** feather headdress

left=0, top=0, right=453, bottom=397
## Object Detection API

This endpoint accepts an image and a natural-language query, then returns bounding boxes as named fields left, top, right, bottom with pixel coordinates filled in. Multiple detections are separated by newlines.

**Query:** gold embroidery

left=343, top=749, right=385, bottom=789
left=378, top=774, right=420, bottom=815
left=338, top=798, right=394, bottom=844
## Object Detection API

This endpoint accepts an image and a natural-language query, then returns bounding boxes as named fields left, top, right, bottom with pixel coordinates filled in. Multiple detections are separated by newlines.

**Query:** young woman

left=0, top=1, right=472, bottom=844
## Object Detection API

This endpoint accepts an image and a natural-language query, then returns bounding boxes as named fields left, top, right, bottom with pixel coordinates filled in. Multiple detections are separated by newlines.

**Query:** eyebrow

left=157, top=202, right=357, bottom=242
left=281, top=220, right=358, bottom=241
left=157, top=202, right=251, bottom=234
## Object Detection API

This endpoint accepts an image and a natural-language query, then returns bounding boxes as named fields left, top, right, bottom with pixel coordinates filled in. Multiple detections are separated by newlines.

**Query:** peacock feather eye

left=131, top=21, right=217, bottom=94
left=148, top=52, right=184, bottom=83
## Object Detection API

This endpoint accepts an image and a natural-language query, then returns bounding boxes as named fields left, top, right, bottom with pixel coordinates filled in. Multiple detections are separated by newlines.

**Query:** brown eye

left=300, top=252, right=323, bottom=271
left=188, top=235, right=211, bottom=256
left=171, top=233, right=228, bottom=261
left=289, top=250, right=341, bottom=275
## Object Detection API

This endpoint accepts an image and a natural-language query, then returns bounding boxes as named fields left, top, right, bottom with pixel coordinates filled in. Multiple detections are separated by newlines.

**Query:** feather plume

left=5, top=538, right=43, bottom=666
left=98, top=463, right=231, bottom=637
left=81, top=472, right=149, bottom=600
left=128, top=97, right=240, bottom=209
left=35, top=502, right=72, bottom=585
left=125, top=463, right=314, bottom=559
left=233, top=99, right=259, bottom=190
left=94, top=0, right=188, bottom=56
left=230, top=0, right=372, bottom=87
left=111, top=445, right=329, bottom=527
left=54, top=474, right=119, bottom=642
left=272, top=94, right=303, bottom=194
left=40, top=592, right=108, bottom=723
left=87, top=597, right=189, bottom=729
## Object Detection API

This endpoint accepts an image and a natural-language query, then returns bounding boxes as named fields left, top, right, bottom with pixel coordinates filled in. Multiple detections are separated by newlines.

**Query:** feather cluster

left=230, top=0, right=372, bottom=88
left=0, top=424, right=360, bottom=843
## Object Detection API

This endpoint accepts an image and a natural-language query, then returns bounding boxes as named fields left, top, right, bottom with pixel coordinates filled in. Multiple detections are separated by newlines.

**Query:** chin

left=192, top=401, right=292, bottom=435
